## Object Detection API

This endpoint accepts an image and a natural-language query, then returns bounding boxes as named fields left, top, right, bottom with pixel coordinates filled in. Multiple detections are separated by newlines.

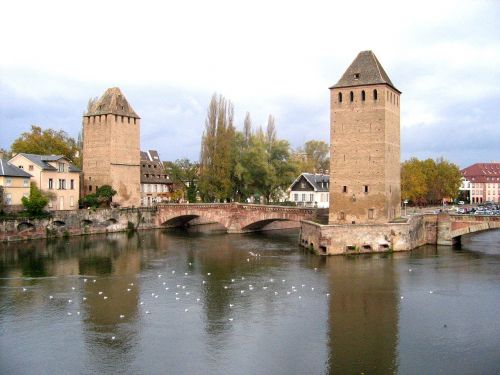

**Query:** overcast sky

left=1, top=0, right=499, bottom=168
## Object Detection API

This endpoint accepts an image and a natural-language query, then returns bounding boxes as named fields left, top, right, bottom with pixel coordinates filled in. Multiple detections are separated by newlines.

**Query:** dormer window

left=354, top=73, right=360, bottom=79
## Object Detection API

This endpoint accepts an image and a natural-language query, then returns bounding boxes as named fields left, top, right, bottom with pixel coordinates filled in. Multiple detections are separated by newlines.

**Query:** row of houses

left=4, top=154, right=497, bottom=211
left=0, top=149, right=174, bottom=211
left=0, top=154, right=81, bottom=211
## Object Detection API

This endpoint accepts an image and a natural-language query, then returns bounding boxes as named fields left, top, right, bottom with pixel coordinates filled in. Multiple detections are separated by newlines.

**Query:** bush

left=82, top=185, right=117, bottom=208
left=21, top=183, right=49, bottom=215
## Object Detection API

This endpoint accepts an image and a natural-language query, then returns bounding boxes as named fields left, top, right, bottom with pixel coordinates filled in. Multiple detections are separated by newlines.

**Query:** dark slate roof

left=330, top=50, right=400, bottom=93
left=290, top=173, right=330, bottom=192
left=0, top=159, right=33, bottom=178
left=17, top=153, right=81, bottom=173
left=85, top=87, right=140, bottom=119
left=148, top=150, right=160, bottom=162
left=140, top=150, right=172, bottom=184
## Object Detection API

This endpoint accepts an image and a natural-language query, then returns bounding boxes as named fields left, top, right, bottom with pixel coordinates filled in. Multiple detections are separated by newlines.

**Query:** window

left=70, top=179, right=74, bottom=190
left=342, top=186, right=347, bottom=193
left=18, top=165, right=23, bottom=169
left=338, top=212, right=345, bottom=220
left=338, top=92, right=342, bottom=102
left=6, top=178, right=12, bottom=187
left=89, top=185, right=92, bottom=192
left=29, top=165, right=34, bottom=171
left=294, top=193, right=298, bottom=201
left=58, top=162, right=65, bottom=172
left=373, top=89, right=378, bottom=100
left=309, top=193, right=314, bottom=202
left=58, top=179, right=66, bottom=190
left=350, top=91, right=354, bottom=102
left=48, top=178, right=53, bottom=189
left=353, top=73, right=360, bottom=79
left=23, top=178, right=29, bottom=187
left=368, top=209, right=374, bottom=219
left=364, top=185, right=369, bottom=193
left=300, top=182, right=306, bottom=188
left=302, top=194, right=306, bottom=202
left=361, top=90, right=366, bottom=101
left=6, top=193, right=12, bottom=205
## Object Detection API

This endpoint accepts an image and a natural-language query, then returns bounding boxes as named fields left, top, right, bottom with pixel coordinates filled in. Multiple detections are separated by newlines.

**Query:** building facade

left=83, top=87, right=141, bottom=207
left=289, top=173, right=329, bottom=208
left=0, top=159, right=32, bottom=209
left=140, top=150, right=173, bottom=206
left=8, top=153, right=81, bottom=210
left=461, top=162, right=500, bottom=203
left=329, top=51, right=401, bottom=224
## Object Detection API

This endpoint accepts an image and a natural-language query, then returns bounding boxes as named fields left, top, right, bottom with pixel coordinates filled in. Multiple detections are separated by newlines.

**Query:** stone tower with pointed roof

left=329, top=51, right=401, bottom=224
left=82, top=87, right=140, bottom=207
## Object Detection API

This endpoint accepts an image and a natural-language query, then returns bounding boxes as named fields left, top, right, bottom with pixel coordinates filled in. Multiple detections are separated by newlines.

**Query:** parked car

left=458, top=201, right=465, bottom=205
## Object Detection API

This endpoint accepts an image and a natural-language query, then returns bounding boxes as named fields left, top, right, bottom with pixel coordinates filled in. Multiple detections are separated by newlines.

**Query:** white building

left=289, top=173, right=329, bottom=208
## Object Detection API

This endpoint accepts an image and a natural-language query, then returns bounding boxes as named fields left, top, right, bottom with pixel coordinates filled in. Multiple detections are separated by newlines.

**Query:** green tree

left=293, top=140, right=330, bottom=173
left=401, top=157, right=461, bottom=205
left=21, top=182, right=49, bottom=215
left=198, top=95, right=298, bottom=204
left=11, top=125, right=81, bottom=167
left=401, top=157, right=427, bottom=204
left=244, top=118, right=298, bottom=203
left=434, top=158, right=462, bottom=202
left=199, top=94, right=236, bottom=202
left=164, top=159, right=199, bottom=203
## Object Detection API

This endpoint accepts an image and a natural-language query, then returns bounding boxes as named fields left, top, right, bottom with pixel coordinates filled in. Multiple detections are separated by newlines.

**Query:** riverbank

left=0, top=207, right=301, bottom=242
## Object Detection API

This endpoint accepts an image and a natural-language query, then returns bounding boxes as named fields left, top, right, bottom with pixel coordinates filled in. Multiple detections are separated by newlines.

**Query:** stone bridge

left=437, top=213, right=500, bottom=245
left=156, top=203, right=318, bottom=233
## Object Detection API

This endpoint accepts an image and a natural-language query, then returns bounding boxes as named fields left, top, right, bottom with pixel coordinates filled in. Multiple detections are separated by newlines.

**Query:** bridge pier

left=436, top=212, right=453, bottom=246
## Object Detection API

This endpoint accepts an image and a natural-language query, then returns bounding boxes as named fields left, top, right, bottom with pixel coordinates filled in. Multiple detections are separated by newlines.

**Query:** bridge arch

left=240, top=218, right=294, bottom=232
left=451, top=221, right=500, bottom=239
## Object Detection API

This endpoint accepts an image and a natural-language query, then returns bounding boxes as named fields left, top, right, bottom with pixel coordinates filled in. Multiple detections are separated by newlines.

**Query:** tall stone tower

left=83, top=87, right=141, bottom=207
left=329, top=51, right=401, bottom=224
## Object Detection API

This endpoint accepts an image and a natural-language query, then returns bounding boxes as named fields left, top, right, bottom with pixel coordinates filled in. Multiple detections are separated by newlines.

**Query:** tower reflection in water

left=78, top=233, right=141, bottom=370
left=326, top=254, right=399, bottom=374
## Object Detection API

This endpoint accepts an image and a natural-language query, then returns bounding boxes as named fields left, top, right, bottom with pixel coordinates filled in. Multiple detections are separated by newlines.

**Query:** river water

left=0, top=227, right=499, bottom=375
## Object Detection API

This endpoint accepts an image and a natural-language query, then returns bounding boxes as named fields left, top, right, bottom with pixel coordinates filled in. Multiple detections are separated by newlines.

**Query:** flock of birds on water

left=14, top=251, right=336, bottom=341
left=14, top=252, right=437, bottom=341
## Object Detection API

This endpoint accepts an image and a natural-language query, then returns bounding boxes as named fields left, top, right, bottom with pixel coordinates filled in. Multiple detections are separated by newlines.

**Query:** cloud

left=0, top=0, right=499, bottom=167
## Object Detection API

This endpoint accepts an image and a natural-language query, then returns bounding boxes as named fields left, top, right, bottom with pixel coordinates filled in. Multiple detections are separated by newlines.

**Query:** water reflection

left=325, top=254, right=399, bottom=374
left=0, top=228, right=499, bottom=375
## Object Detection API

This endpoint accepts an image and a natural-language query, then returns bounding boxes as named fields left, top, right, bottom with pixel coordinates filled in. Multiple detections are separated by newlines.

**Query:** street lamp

left=403, top=199, right=408, bottom=216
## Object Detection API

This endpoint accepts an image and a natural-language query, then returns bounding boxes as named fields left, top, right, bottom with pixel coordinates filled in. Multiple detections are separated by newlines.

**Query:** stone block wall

left=0, top=208, right=158, bottom=242
left=300, top=214, right=438, bottom=255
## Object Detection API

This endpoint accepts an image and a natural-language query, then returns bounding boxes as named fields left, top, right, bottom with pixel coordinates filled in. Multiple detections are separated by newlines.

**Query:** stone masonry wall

left=300, top=214, right=438, bottom=255
left=0, top=208, right=158, bottom=242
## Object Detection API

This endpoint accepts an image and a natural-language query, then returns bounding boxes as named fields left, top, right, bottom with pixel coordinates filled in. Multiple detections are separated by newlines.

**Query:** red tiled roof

left=461, top=162, right=500, bottom=183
